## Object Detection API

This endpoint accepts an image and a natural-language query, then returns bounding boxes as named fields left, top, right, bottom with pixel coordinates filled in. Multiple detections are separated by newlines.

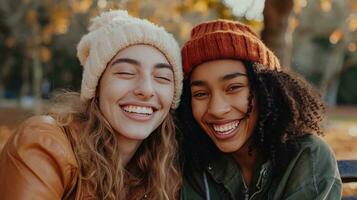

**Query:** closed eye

left=116, top=72, right=134, bottom=75
left=154, top=69, right=173, bottom=83
left=115, top=72, right=135, bottom=79
left=156, top=76, right=172, bottom=82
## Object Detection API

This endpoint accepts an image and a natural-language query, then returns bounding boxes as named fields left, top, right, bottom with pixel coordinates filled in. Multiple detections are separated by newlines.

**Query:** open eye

left=192, top=91, right=209, bottom=99
left=226, top=84, right=243, bottom=93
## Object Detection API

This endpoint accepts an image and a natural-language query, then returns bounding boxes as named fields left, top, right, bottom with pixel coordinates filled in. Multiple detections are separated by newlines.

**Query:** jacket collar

left=205, top=153, right=272, bottom=197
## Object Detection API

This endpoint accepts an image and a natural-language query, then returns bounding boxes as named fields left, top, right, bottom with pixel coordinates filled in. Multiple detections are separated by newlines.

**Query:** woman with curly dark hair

left=178, top=19, right=342, bottom=200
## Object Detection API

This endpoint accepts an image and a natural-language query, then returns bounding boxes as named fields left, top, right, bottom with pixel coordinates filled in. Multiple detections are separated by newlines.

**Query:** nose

left=207, top=93, right=231, bottom=118
left=134, top=75, right=155, bottom=99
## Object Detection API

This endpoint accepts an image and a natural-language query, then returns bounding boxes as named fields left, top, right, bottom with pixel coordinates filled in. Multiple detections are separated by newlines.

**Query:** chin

left=216, top=143, right=239, bottom=153
left=115, top=125, right=154, bottom=141
left=124, top=132, right=152, bottom=140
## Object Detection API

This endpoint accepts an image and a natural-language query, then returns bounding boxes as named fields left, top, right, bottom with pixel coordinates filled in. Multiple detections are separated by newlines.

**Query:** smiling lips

left=121, top=105, right=155, bottom=121
left=211, top=120, right=240, bottom=139
left=122, top=105, right=154, bottom=115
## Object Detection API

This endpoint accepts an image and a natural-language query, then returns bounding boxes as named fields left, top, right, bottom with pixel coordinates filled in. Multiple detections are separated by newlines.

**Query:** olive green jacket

left=181, top=134, right=342, bottom=200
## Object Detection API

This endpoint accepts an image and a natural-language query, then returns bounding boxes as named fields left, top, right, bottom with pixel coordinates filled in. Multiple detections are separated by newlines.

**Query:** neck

left=232, top=144, right=257, bottom=186
left=116, top=134, right=143, bottom=166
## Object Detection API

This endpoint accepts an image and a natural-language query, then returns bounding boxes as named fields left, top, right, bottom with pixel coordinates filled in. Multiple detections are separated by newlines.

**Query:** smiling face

left=190, top=59, right=258, bottom=154
left=98, top=45, right=174, bottom=146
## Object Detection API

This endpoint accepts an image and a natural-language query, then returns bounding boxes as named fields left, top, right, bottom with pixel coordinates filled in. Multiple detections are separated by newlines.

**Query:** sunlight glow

left=223, top=0, right=265, bottom=21
left=348, top=43, right=357, bottom=52
left=329, top=29, right=343, bottom=44
left=320, top=0, right=332, bottom=12
left=348, top=126, right=357, bottom=137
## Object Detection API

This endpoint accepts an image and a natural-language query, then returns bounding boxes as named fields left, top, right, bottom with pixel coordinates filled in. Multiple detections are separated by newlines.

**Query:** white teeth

left=122, top=105, right=153, bottom=115
left=212, top=121, right=239, bottom=133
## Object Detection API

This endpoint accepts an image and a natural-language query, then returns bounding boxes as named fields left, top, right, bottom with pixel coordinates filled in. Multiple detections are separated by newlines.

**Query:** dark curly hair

left=176, top=61, right=326, bottom=175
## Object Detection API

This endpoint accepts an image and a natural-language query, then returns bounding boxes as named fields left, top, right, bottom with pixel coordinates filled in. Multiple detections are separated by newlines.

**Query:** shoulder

left=276, top=134, right=342, bottom=198
left=181, top=164, right=207, bottom=199
left=0, top=115, right=79, bottom=199
left=295, top=134, right=336, bottom=164
left=4, top=115, right=77, bottom=168
left=289, top=134, right=339, bottom=175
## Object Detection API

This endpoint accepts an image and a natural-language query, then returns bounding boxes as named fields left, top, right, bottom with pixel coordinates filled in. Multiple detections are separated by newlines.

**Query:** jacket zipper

left=248, top=167, right=268, bottom=200
left=244, top=188, right=249, bottom=200
left=240, top=172, right=249, bottom=200
left=203, top=172, right=211, bottom=200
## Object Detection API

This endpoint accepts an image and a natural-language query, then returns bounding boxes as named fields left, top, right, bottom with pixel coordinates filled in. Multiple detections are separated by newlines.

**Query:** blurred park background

left=0, top=0, right=356, bottom=196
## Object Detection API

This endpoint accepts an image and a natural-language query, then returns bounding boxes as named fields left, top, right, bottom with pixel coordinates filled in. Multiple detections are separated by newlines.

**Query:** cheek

left=191, top=99, right=207, bottom=121
left=231, top=91, right=250, bottom=113
left=249, top=104, right=258, bottom=126
left=99, top=79, right=131, bottom=102
left=157, top=84, right=175, bottom=108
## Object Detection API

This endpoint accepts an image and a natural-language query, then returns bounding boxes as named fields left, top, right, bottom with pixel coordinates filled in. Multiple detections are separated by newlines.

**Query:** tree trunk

left=32, top=46, right=43, bottom=113
left=262, top=0, right=294, bottom=68
left=20, top=56, right=31, bottom=99
left=0, top=57, right=15, bottom=100
left=31, top=22, right=43, bottom=114
left=320, top=42, right=347, bottom=106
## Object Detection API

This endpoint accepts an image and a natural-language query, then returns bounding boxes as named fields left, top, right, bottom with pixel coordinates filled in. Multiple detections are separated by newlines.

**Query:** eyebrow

left=110, top=58, right=139, bottom=67
left=155, top=63, right=173, bottom=71
left=190, top=80, right=207, bottom=87
left=110, top=58, right=172, bottom=70
left=190, top=72, right=247, bottom=87
left=220, top=72, right=247, bottom=81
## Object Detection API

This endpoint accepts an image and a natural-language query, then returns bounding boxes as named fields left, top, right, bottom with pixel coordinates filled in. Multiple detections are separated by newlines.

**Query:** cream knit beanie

left=77, top=10, right=183, bottom=109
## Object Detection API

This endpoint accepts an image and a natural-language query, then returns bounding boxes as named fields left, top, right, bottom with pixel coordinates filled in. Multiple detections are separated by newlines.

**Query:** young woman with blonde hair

left=0, top=10, right=183, bottom=199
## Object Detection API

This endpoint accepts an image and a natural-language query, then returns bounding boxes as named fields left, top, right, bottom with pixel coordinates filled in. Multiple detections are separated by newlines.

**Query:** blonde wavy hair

left=47, top=91, right=181, bottom=199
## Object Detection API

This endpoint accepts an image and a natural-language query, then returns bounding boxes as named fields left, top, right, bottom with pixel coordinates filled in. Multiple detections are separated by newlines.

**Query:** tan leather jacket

left=0, top=115, right=81, bottom=199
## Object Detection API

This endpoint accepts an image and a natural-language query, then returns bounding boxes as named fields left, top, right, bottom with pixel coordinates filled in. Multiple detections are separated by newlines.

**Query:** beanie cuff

left=181, top=19, right=281, bottom=75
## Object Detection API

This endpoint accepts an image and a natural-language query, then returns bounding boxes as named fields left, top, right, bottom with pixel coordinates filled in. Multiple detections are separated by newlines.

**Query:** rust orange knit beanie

left=181, top=19, right=281, bottom=74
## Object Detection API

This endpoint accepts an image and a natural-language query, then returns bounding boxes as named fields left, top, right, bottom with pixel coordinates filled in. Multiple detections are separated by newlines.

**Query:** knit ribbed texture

left=181, top=19, right=280, bottom=74
left=77, top=10, right=183, bottom=109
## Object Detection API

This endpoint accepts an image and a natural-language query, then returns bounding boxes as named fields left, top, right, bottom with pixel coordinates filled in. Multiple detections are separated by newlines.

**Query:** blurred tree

left=337, top=55, right=357, bottom=104
left=262, top=0, right=294, bottom=67
left=0, top=13, right=12, bottom=99
left=0, top=0, right=97, bottom=111
left=1, top=0, right=355, bottom=109
left=292, top=0, right=357, bottom=106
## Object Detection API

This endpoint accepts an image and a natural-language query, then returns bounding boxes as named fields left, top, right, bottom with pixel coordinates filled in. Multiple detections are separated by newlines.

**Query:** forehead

left=190, top=59, right=247, bottom=81
left=112, top=44, right=169, bottom=65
